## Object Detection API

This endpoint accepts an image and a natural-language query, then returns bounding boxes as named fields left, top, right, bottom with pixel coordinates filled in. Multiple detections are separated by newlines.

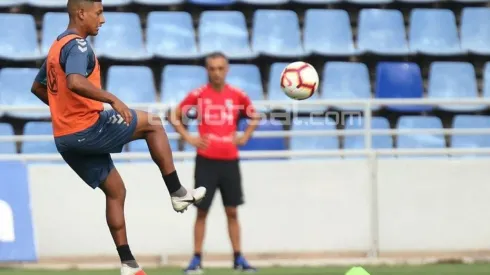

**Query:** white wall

left=27, top=159, right=490, bottom=258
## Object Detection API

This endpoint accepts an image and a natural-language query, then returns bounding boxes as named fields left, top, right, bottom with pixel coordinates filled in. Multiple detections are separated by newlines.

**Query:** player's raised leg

left=130, top=110, right=206, bottom=212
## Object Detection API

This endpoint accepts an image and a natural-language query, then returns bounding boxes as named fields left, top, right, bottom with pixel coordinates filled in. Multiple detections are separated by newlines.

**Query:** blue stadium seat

left=347, top=0, right=393, bottom=5
left=357, top=9, right=409, bottom=55
left=0, top=14, right=41, bottom=61
left=27, top=0, right=131, bottom=7
left=375, top=62, right=432, bottom=112
left=252, top=10, right=305, bottom=58
left=227, top=64, right=264, bottom=101
left=409, top=9, right=463, bottom=55
left=303, top=9, right=357, bottom=56
left=344, top=117, right=393, bottom=158
left=267, top=63, right=320, bottom=112
left=94, top=12, right=151, bottom=60
left=128, top=123, right=178, bottom=153
left=0, top=68, right=50, bottom=119
left=290, top=117, right=339, bottom=158
left=106, top=66, right=157, bottom=105
left=0, top=123, right=16, bottom=154
left=396, top=116, right=446, bottom=158
left=451, top=115, right=490, bottom=158
left=199, top=11, right=256, bottom=59
left=461, top=8, right=490, bottom=55
left=189, top=0, right=236, bottom=4
left=483, top=63, right=490, bottom=99
left=160, top=65, right=207, bottom=106
left=146, top=12, right=199, bottom=59
left=428, top=62, right=484, bottom=112
left=321, top=62, right=376, bottom=112
left=21, top=122, right=57, bottom=154
left=238, top=0, right=289, bottom=4
left=293, top=0, right=341, bottom=3
left=0, top=0, right=24, bottom=7
left=41, top=13, right=69, bottom=56
left=238, top=119, right=287, bottom=158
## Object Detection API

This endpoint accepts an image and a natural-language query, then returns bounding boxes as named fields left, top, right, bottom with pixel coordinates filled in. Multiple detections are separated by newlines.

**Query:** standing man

left=169, top=52, right=260, bottom=273
left=30, top=1, right=206, bottom=275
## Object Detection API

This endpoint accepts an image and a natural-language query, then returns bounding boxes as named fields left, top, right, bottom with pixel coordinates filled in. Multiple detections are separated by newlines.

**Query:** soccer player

left=169, top=52, right=260, bottom=274
left=30, top=1, right=206, bottom=275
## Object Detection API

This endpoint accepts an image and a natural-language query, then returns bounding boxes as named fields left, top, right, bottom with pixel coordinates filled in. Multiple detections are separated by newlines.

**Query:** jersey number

left=47, top=66, right=58, bottom=95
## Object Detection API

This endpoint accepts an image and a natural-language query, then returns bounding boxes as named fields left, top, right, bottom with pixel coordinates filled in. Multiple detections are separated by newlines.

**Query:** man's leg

left=219, top=160, right=256, bottom=272
left=185, top=156, right=218, bottom=274
left=59, top=152, right=145, bottom=275
left=130, top=110, right=206, bottom=212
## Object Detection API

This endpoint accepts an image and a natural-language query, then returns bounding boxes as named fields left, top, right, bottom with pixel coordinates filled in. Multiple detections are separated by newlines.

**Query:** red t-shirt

left=179, top=84, right=256, bottom=160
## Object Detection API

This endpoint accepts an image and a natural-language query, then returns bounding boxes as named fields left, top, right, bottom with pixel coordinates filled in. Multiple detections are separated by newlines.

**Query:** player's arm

left=63, top=42, right=116, bottom=104
left=31, top=60, right=49, bottom=106
left=168, top=90, right=208, bottom=148
left=235, top=92, right=261, bottom=145
left=63, top=39, right=132, bottom=124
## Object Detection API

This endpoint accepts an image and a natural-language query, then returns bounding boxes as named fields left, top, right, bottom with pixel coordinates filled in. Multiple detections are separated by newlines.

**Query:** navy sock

left=163, top=171, right=183, bottom=194
left=117, top=245, right=138, bottom=267
left=194, top=252, right=202, bottom=259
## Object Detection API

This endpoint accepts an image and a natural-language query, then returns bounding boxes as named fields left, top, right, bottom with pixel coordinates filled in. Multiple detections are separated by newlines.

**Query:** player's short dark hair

left=205, top=52, right=228, bottom=66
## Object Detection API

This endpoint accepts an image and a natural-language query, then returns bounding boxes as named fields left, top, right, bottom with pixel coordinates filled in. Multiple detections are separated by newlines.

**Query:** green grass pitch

left=2, top=264, right=490, bottom=275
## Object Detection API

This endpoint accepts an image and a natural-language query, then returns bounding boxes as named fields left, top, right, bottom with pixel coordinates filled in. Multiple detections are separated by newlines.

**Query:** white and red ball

left=280, top=61, right=319, bottom=100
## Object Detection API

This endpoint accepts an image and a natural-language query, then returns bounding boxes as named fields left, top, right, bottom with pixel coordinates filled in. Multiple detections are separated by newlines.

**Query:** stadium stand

left=0, top=2, right=490, bottom=158
left=289, top=117, right=339, bottom=158
left=0, top=123, right=16, bottom=154
left=21, top=122, right=58, bottom=154
left=451, top=115, right=490, bottom=158
left=344, top=117, right=393, bottom=158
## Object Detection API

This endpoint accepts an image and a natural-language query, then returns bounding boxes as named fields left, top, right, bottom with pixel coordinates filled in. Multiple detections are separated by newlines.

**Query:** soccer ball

left=280, top=61, right=319, bottom=100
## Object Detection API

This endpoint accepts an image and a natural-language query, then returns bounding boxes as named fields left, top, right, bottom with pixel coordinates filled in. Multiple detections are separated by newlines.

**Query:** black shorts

left=194, top=155, right=243, bottom=210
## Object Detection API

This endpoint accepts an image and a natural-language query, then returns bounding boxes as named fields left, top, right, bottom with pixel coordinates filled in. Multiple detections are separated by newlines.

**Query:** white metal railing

left=2, top=98, right=490, bottom=159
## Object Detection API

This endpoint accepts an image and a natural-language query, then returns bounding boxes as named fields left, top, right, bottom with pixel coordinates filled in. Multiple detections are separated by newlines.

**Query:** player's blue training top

left=35, top=29, right=97, bottom=86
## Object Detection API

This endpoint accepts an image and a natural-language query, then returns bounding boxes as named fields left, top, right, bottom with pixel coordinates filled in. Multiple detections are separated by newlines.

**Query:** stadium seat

left=238, top=119, right=287, bottom=159
left=146, top=12, right=199, bottom=59
left=344, top=117, right=393, bottom=158
left=357, top=9, right=409, bottom=55
left=27, top=0, right=131, bottom=7
left=396, top=116, right=446, bottom=158
left=452, top=0, right=488, bottom=3
left=252, top=10, right=305, bottom=58
left=160, top=65, right=207, bottom=107
left=0, top=68, right=50, bottom=119
left=0, top=0, right=24, bottom=7
left=396, top=0, right=439, bottom=3
left=0, top=123, right=16, bottom=154
left=238, top=0, right=289, bottom=4
left=0, top=14, right=41, bottom=61
left=189, top=0, right=236, bottom=5
left=267, top=63, right=320, bottom=112
left=375, top=62, right=432, bottom=112
left=428, top=62, right=484, bottom=112
left=227, top=64, right=265, bottom=101
left=303, top=9, right=357, bottom=56
left=133, top=0, right=184, bottom=5
left=409, top=9, right=463, bottom=55
left=321, top=62, right=376, bottom=112
left=199, top=11, right=256, bottom=59
left=461, top=7, right=490, bottom=55
left=483, top=63, right=490, bottom=99
left=106, top=66, right=157, bottom=105
left=128, top=123, right=179, bottom=153
left=347, top=0, right=393, bottom=5
left=290, top=117, right=339, bottom=159
left=451, top=115, right=490, bottom=158
left=293, top=0, right=341, bottom=3
left=94, top=12, right=151, bottom=60
left=21, top=122, right=57, bottom=154
left=41, top=12, right=69, bottom=56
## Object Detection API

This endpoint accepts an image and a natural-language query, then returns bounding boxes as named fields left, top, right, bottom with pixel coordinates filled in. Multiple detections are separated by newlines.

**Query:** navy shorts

left=54, top=109, right=138, bottom=189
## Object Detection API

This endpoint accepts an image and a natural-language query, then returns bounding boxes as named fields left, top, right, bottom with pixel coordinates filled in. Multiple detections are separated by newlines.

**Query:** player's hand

left=111, top=98, right=132, bottom=126
left=187, top=136, right=209, bottom=149
left=233, top=135, right=250, bottom=146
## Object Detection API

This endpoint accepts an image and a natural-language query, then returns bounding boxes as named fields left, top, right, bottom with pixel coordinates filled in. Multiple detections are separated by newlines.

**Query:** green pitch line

left=2, top=264, right=490, bottom=275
